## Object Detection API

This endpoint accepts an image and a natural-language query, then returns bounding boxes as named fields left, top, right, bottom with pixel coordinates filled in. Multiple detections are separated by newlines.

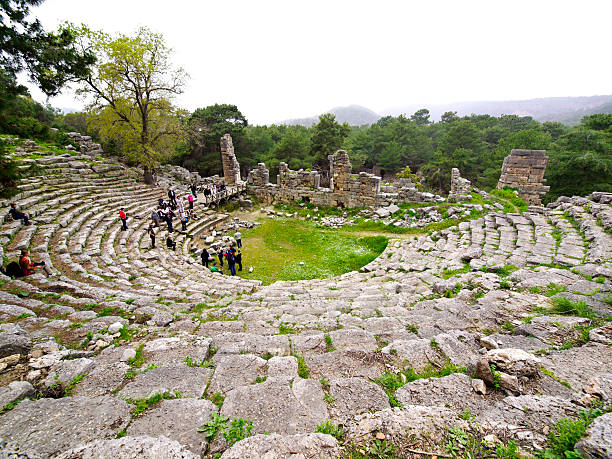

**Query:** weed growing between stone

left=373, top=361, right=466, bottom=407
left=198, top=412, right=254, bottom=448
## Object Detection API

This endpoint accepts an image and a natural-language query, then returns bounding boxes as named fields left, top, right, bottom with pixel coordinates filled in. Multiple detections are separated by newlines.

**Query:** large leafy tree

left=73, top=25, right=187, bottom=183
left=184, top=104, right=247, bottom=176
left=0, top=0, right=95, bottom=104
left=311, top=113, right=349, bottom=171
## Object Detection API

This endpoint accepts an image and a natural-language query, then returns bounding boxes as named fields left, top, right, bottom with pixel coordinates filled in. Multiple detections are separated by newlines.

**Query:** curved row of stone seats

left=551, top=198, right=612, bottom=263
left=0, top=152, right=255, bottom=304
left=1, top=146, right=610, bottom=459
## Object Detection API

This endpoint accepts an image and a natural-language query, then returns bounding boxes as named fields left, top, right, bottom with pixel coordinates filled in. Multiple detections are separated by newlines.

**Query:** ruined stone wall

left=220, top=134, right=241, bottom=186
left=247, top=149, right=444, bottom=208
left=497, top=149, right=549, bottom=206
left=278, top=163, right=320, bottom=189
left=395, top=178, right=440, bottom=203
left=247, top=150, right=441, bottom=208
left=247, top=163, right=270, bottom=187
left=449, top=168, right=471, bottom=202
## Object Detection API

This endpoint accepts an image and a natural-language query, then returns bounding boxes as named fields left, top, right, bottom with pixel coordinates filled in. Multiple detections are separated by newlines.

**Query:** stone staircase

left=0, top=143, right=611, bottom=458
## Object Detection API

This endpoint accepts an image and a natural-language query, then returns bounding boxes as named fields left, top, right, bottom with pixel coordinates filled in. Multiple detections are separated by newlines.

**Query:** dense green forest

left=1, top=2, right=610, bottom=202
left=4, top=94, right=610, bottom=203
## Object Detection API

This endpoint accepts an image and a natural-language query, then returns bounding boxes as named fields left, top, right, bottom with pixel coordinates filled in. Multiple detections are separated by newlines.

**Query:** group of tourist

left=141, top=188, right=200, bottom=250
left=2, top=190, right=246, bottom=280
left=201, top=237, right=243, bottom=276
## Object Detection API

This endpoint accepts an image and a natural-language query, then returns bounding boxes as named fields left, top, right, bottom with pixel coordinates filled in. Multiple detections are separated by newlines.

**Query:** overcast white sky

left=27, top=0, right=612, bottom=125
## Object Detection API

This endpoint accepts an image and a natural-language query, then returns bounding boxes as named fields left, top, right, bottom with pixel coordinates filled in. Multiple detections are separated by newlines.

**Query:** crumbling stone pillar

left=497, top=149, right=550, bottom=206
left=220, top=133, right=241, bottom=186
left=449, top=168, right=471, bottom=202
left=330, top=150, right=351, bottom=193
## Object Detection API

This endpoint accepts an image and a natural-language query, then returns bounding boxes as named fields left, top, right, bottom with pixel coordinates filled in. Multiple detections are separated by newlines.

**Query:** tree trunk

left=143, top=166, right=154, bottom=185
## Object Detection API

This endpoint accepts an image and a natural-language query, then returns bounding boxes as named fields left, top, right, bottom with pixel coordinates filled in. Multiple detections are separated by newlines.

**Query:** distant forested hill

left=281, top=105, right=380, bottom=127
left=384, top=95, right=612, bottom=125
left=280, top=95, right=612, bottom=127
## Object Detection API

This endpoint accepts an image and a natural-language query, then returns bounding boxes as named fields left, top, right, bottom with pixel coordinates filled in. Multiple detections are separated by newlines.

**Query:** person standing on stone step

left=188, top=193, right=194, bottom=210
left=165, top=208, right=175, bottom=233
left=168, top=188, right=177, bottom=207
left=190, top=182, right=197, bottom=199
left=9, top=203, right=31, bottom=226
left=119, top=208, right=128, bottom=231
left=166, top=234, right=176, bottom=251
left=151, top=210, right=161, bottom=228
left=201, top=248, right=209, bottom=267
left=227, top=248, right=236, bottom=276
left=147, top=224, right=156, bottom=248
left=178, top=196, right=185, bottom=215
left=217, top=246, right=224, bottom=267
left=236, top=249, right=242, bottom=271
left=234, top=230, right=242, bottom=248
left=180, top=211, right=188, bottom=232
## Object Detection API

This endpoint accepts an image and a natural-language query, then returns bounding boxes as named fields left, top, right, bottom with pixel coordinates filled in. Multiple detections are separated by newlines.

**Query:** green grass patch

left=530, top=283, right=567, bottom=297
left=550, top=297, right=597, bottom=319
left=236, top=218, right=388, bottom=285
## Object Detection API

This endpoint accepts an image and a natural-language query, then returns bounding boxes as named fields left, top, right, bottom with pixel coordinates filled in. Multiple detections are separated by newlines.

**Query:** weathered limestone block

left=56, top=435, right=201, bottom=459
left=220, top=134, right=241, bottom=186
left=497, top=149, right=549, bottom=205
left=0, top=396, right=131, bottom=457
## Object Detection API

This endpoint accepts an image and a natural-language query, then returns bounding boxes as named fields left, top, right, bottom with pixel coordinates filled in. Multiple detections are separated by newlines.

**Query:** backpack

left=4, top=261, right=24, bottom=278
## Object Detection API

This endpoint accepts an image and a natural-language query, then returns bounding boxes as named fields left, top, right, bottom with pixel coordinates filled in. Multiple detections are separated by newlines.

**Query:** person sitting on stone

left=9, top=203, right=31, bottom=226
left=19, top=249, right=50, bottom=276
left=166, top=234, right=176, bottom=251
left=210, top=261, right=222, bottom=274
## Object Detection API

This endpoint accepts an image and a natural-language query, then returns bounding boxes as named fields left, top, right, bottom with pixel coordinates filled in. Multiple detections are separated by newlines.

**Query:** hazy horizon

left=24, top=0, right=612, bottom=125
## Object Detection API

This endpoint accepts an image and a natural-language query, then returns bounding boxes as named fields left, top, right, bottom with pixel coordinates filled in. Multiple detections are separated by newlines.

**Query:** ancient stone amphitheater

left=0, top=141, right=610, bottom=458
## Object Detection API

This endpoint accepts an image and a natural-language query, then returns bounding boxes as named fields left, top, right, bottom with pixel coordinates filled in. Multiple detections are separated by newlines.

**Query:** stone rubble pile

left=319, top=216, right=354, bottom=228
left=66, top=132, right=104, bottom=157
